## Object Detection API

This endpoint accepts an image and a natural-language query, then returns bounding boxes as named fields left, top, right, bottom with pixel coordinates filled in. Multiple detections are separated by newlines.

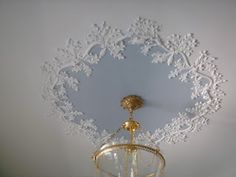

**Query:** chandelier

left=92, top=95, right=165, bottom=177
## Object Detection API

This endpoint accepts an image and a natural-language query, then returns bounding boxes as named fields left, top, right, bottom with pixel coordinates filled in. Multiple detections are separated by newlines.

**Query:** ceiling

left=0, top=0, right=236, bottom=177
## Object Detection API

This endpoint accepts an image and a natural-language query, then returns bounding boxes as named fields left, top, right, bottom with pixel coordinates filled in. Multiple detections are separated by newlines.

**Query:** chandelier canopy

left=92, top=95, right=165, bottom=177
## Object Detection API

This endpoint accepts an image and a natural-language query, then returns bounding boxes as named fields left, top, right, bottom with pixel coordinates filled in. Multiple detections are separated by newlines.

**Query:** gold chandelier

left=92, top=95, right=165, bottom=177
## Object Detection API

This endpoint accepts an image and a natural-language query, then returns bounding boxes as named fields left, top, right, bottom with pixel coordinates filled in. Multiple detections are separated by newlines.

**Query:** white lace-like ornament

left=42, top=17, right=226, bottom=147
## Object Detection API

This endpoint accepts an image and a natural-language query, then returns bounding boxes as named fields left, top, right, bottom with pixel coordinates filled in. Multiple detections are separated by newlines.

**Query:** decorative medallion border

left=41, top=17, right=226, bottom=147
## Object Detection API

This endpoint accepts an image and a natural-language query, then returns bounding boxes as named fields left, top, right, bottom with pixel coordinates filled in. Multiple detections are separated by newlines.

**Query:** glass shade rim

left=93, top=143, right=166, bottom=169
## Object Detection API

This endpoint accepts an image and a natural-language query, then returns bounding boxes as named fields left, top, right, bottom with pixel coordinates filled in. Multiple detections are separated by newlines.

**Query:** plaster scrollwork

left=42, top=17, right=226, bottom=147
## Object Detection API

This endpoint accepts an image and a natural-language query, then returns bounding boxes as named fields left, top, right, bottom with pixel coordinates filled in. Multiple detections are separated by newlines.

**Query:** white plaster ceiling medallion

left=41, top=17, right=226, bottom=147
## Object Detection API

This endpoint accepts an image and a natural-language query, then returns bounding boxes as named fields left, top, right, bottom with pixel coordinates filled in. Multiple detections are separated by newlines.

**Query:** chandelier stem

left=129, top=111, right=134, bottom=119
left=130, top=130, right=135, bottom=144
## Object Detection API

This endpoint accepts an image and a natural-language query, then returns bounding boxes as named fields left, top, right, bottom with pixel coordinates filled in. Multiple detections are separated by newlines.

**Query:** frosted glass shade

left=93, top=144, right=165, bottom=177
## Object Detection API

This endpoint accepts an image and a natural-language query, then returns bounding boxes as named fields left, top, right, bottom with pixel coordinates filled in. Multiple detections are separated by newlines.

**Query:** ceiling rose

left=41, top=17, right=226, bottom=147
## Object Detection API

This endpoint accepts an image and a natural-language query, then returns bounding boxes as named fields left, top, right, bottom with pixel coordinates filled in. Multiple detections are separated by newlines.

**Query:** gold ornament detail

left=121, top=95, right=144, bottom=113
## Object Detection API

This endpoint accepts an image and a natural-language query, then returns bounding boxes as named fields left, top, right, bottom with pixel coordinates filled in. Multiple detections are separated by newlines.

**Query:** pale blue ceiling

left=64, top=41, right=198, bottom=132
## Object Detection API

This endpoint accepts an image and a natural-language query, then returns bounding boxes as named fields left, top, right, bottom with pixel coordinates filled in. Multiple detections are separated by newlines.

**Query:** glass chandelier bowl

left=92, top=95, right=165, bottom=177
